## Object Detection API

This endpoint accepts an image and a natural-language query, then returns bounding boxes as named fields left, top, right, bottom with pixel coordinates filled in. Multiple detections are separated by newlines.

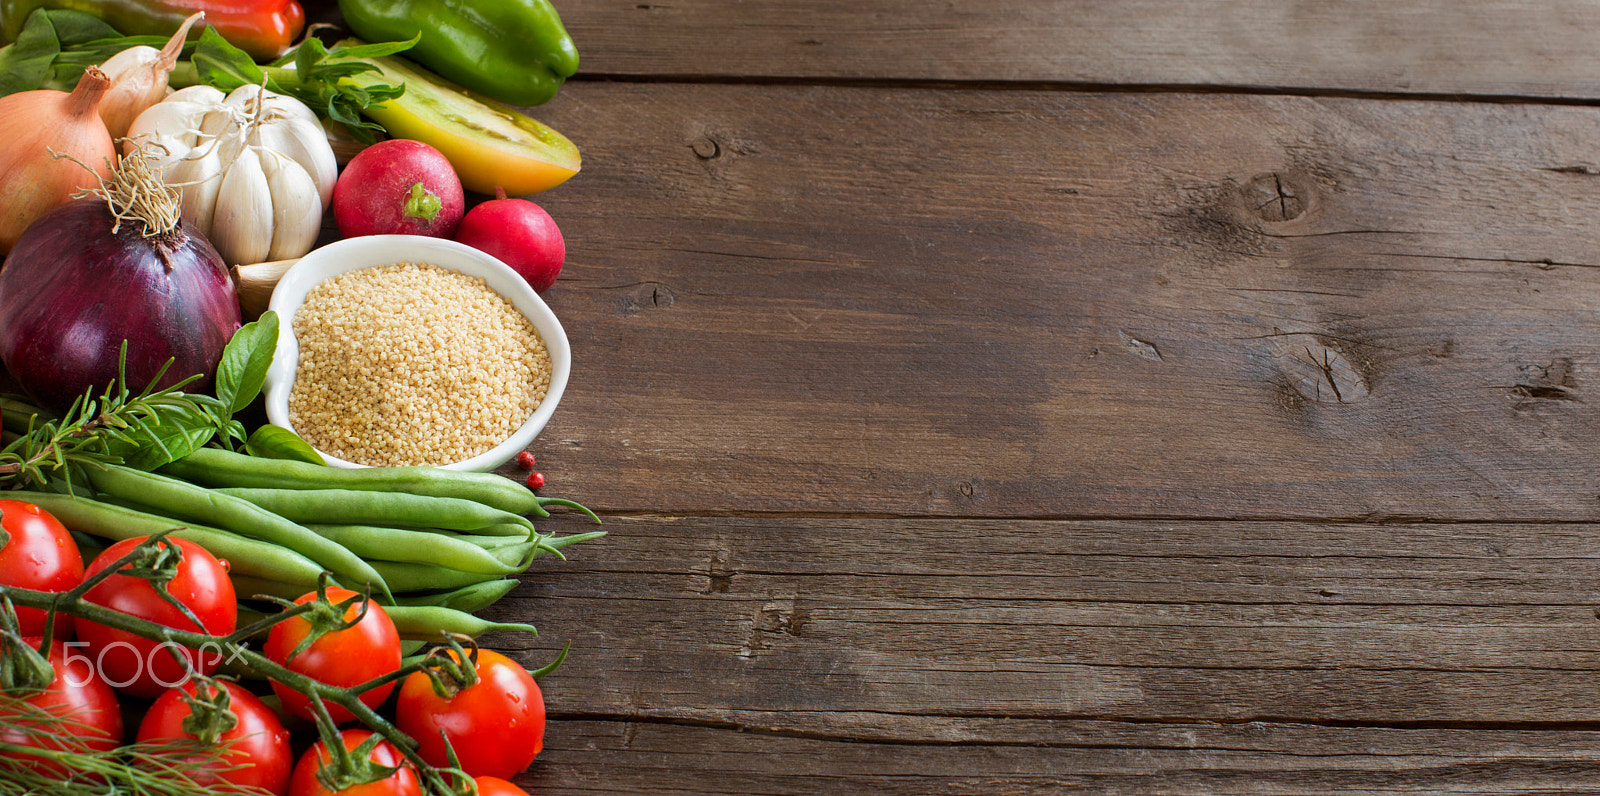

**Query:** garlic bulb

left=126, top=84, right=337, bottom=264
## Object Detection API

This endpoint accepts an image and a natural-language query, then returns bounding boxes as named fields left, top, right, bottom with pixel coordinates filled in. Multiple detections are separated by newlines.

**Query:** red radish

left=333, top=139, right=464, bottom=238
left=454, top=188, right=566, bottom=292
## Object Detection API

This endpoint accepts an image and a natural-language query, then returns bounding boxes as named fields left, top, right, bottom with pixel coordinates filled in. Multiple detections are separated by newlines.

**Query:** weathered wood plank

left=522, top=719, right=1600, bottom=795
left=512, top=84, right=1600, bottom=520
left=557, top=0, right=1600, bottom=99
left=506, top=516, right=1600, bottom=727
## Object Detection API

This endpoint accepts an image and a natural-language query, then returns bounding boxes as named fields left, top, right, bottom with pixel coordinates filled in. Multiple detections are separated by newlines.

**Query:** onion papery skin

left=0, top=69, right=116, bottom=254
left=0, top=199, right=242, bottom=413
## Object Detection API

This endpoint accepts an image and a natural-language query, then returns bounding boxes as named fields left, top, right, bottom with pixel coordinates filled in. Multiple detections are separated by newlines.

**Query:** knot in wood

left=1119, top=331, right=1163, bottom=362
left=1240, top=172, right=1308, bottom=223
left=1270, top=335, right=1368, bottom=404
left=1512, top=358, right=1578, bottom=404
left=691, top=136, right=721, bottom=159
left=622, top=283, right=676, bottom=314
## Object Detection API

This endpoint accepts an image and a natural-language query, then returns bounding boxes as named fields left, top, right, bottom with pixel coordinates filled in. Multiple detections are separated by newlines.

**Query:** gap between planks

left=568, top=71, right=1600, bottom=108
left=543, top=710, right=1600, bottom=746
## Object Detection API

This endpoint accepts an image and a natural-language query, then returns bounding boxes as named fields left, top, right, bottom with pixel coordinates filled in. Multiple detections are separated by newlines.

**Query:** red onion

left=0, top=154, right=240, bottom=412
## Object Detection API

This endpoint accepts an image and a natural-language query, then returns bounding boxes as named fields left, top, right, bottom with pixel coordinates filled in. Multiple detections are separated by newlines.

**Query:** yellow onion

left=0, top=67, right=116, bottom=254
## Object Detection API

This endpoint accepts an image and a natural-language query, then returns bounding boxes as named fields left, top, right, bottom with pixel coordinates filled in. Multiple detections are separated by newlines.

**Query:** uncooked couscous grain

left=288, top=262, right=552, bottom=467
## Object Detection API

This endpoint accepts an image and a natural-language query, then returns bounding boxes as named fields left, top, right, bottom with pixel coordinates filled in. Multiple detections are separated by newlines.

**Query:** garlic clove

left=96, top=12, right=201, bottom=139
left=253, top=117, right=338, bottom=207
left=210, top=147, right=274, bottom=265
left=259, top=150, right=322, bottom=261
left=164, top=147, right=224, bottom=237
left=165, top=85, right=228, bottom=105
left=261, top=91, right=322, bottom=128
left=97, top=45, right=163, bottom=139
left=125, top=95, right=216, bottom=160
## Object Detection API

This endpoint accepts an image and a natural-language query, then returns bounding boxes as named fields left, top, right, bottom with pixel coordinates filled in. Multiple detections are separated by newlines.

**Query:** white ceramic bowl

left=263, top=235, right=570, bottom=471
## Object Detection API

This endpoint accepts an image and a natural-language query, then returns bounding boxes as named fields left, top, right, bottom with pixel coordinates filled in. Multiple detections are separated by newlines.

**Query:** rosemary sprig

left=0, top=343, right=223, bottom=490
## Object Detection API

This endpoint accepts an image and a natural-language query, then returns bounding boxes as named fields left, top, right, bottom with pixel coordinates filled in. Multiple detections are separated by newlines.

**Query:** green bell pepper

left=336, top=0, right=578, bottom=107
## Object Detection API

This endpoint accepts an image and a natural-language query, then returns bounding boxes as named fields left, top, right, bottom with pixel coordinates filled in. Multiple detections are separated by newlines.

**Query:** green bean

left=369, top=532, right=601, bottom=592
left=162, top=447, right=548, bottom=517
left=69, top=530, right=106, bottom=561
left=472, top=530, right=609, bottom=569
left=0, top=396, right=52, bottom=434
left=384, top=604, right=537, bottom=640
left=486, top=541, right=538, bottom=569
left=546, top=530, right=607, bottom=550
left=538, top=497, right=602, bottom=523
left=440, top=533, right=529, bottom=549
left=393, top=580, right=519, bottom=613
left=231, top=575, right=310, bottom=602
left=8, top=490, right=324, bottom=586
left=306, top=525, right=517, bottom=575
left=213, top=487, right=535, bottom=535
left=84, top=465, right=390, bottom=599
left=455, top=523, right=535, bottom=539
left=368, top=560, right=500, bottom=593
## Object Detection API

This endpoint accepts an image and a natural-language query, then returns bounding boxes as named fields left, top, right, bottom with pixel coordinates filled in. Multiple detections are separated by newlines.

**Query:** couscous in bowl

left=263, top=235, right=571, bottom=472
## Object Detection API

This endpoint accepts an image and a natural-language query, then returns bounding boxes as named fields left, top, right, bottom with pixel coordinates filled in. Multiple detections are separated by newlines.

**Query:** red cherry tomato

left=288, top=729, right=421, bottom=796
left=136, top=680, right=293, bottom=796
left=265, top=587, right=400, bottom=723
left=0, top=500, right=83, bottom=639
left=0, top=637, right=121, bottom=774
left=473, top=777, right=531, bottom=796
left=395, top=648, right=545, bottom=779
left=77, top=536, right=237, bottom=698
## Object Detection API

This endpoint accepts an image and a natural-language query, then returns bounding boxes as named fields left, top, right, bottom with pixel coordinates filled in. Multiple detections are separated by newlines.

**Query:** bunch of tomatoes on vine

left=0, top=497, right=554, bottom=795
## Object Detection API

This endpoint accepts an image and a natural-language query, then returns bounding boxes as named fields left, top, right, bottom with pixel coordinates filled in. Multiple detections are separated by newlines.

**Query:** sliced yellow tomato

left=349, top=54, right=580, bottom=196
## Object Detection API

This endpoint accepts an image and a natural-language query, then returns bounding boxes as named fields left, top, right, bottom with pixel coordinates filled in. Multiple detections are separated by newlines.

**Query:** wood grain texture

left=506, top=516, right=1600, bottom=728
left=511, top=83, right=1600, bottom=521
left=557, top=0, right=1600, bottom=99
left=525, top=720, right=1600, bottom=795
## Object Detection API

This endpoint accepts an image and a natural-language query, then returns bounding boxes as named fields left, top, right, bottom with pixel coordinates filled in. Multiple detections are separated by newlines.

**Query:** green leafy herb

left=190, top=25, right=264, bottom=91
left=245, top=424, right=326, bottom=466
left=0, top=9, right=187, bottom=95
left=0, top=345, right=225, bottom=487
left=214, top=311, right=279, bottom=415
left=181, top=29, right=416, bottom=143
left=114, top=396, right=231, bottom=471
left=0, top=10, right=60, bottom=96
left=39, top=9, right=122, bottom=45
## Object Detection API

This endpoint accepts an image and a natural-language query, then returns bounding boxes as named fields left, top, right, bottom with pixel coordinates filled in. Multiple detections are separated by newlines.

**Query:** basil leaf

left=101, top=399, right=228, bottom=471
left=214, top=311, right=279, bottom=414
left=0, top=10, right=61, bottom=97
left=245, top=424, right=326, bottom=465
left=43, top=10, right=121, bottom=47
left=119, top=412, right=222, bottom=471
left=193, top=25, right=263, bottom=91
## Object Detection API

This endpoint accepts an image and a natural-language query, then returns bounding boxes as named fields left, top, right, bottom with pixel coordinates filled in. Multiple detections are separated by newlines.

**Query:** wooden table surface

left=458, top=2, right=1600, bottom=792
